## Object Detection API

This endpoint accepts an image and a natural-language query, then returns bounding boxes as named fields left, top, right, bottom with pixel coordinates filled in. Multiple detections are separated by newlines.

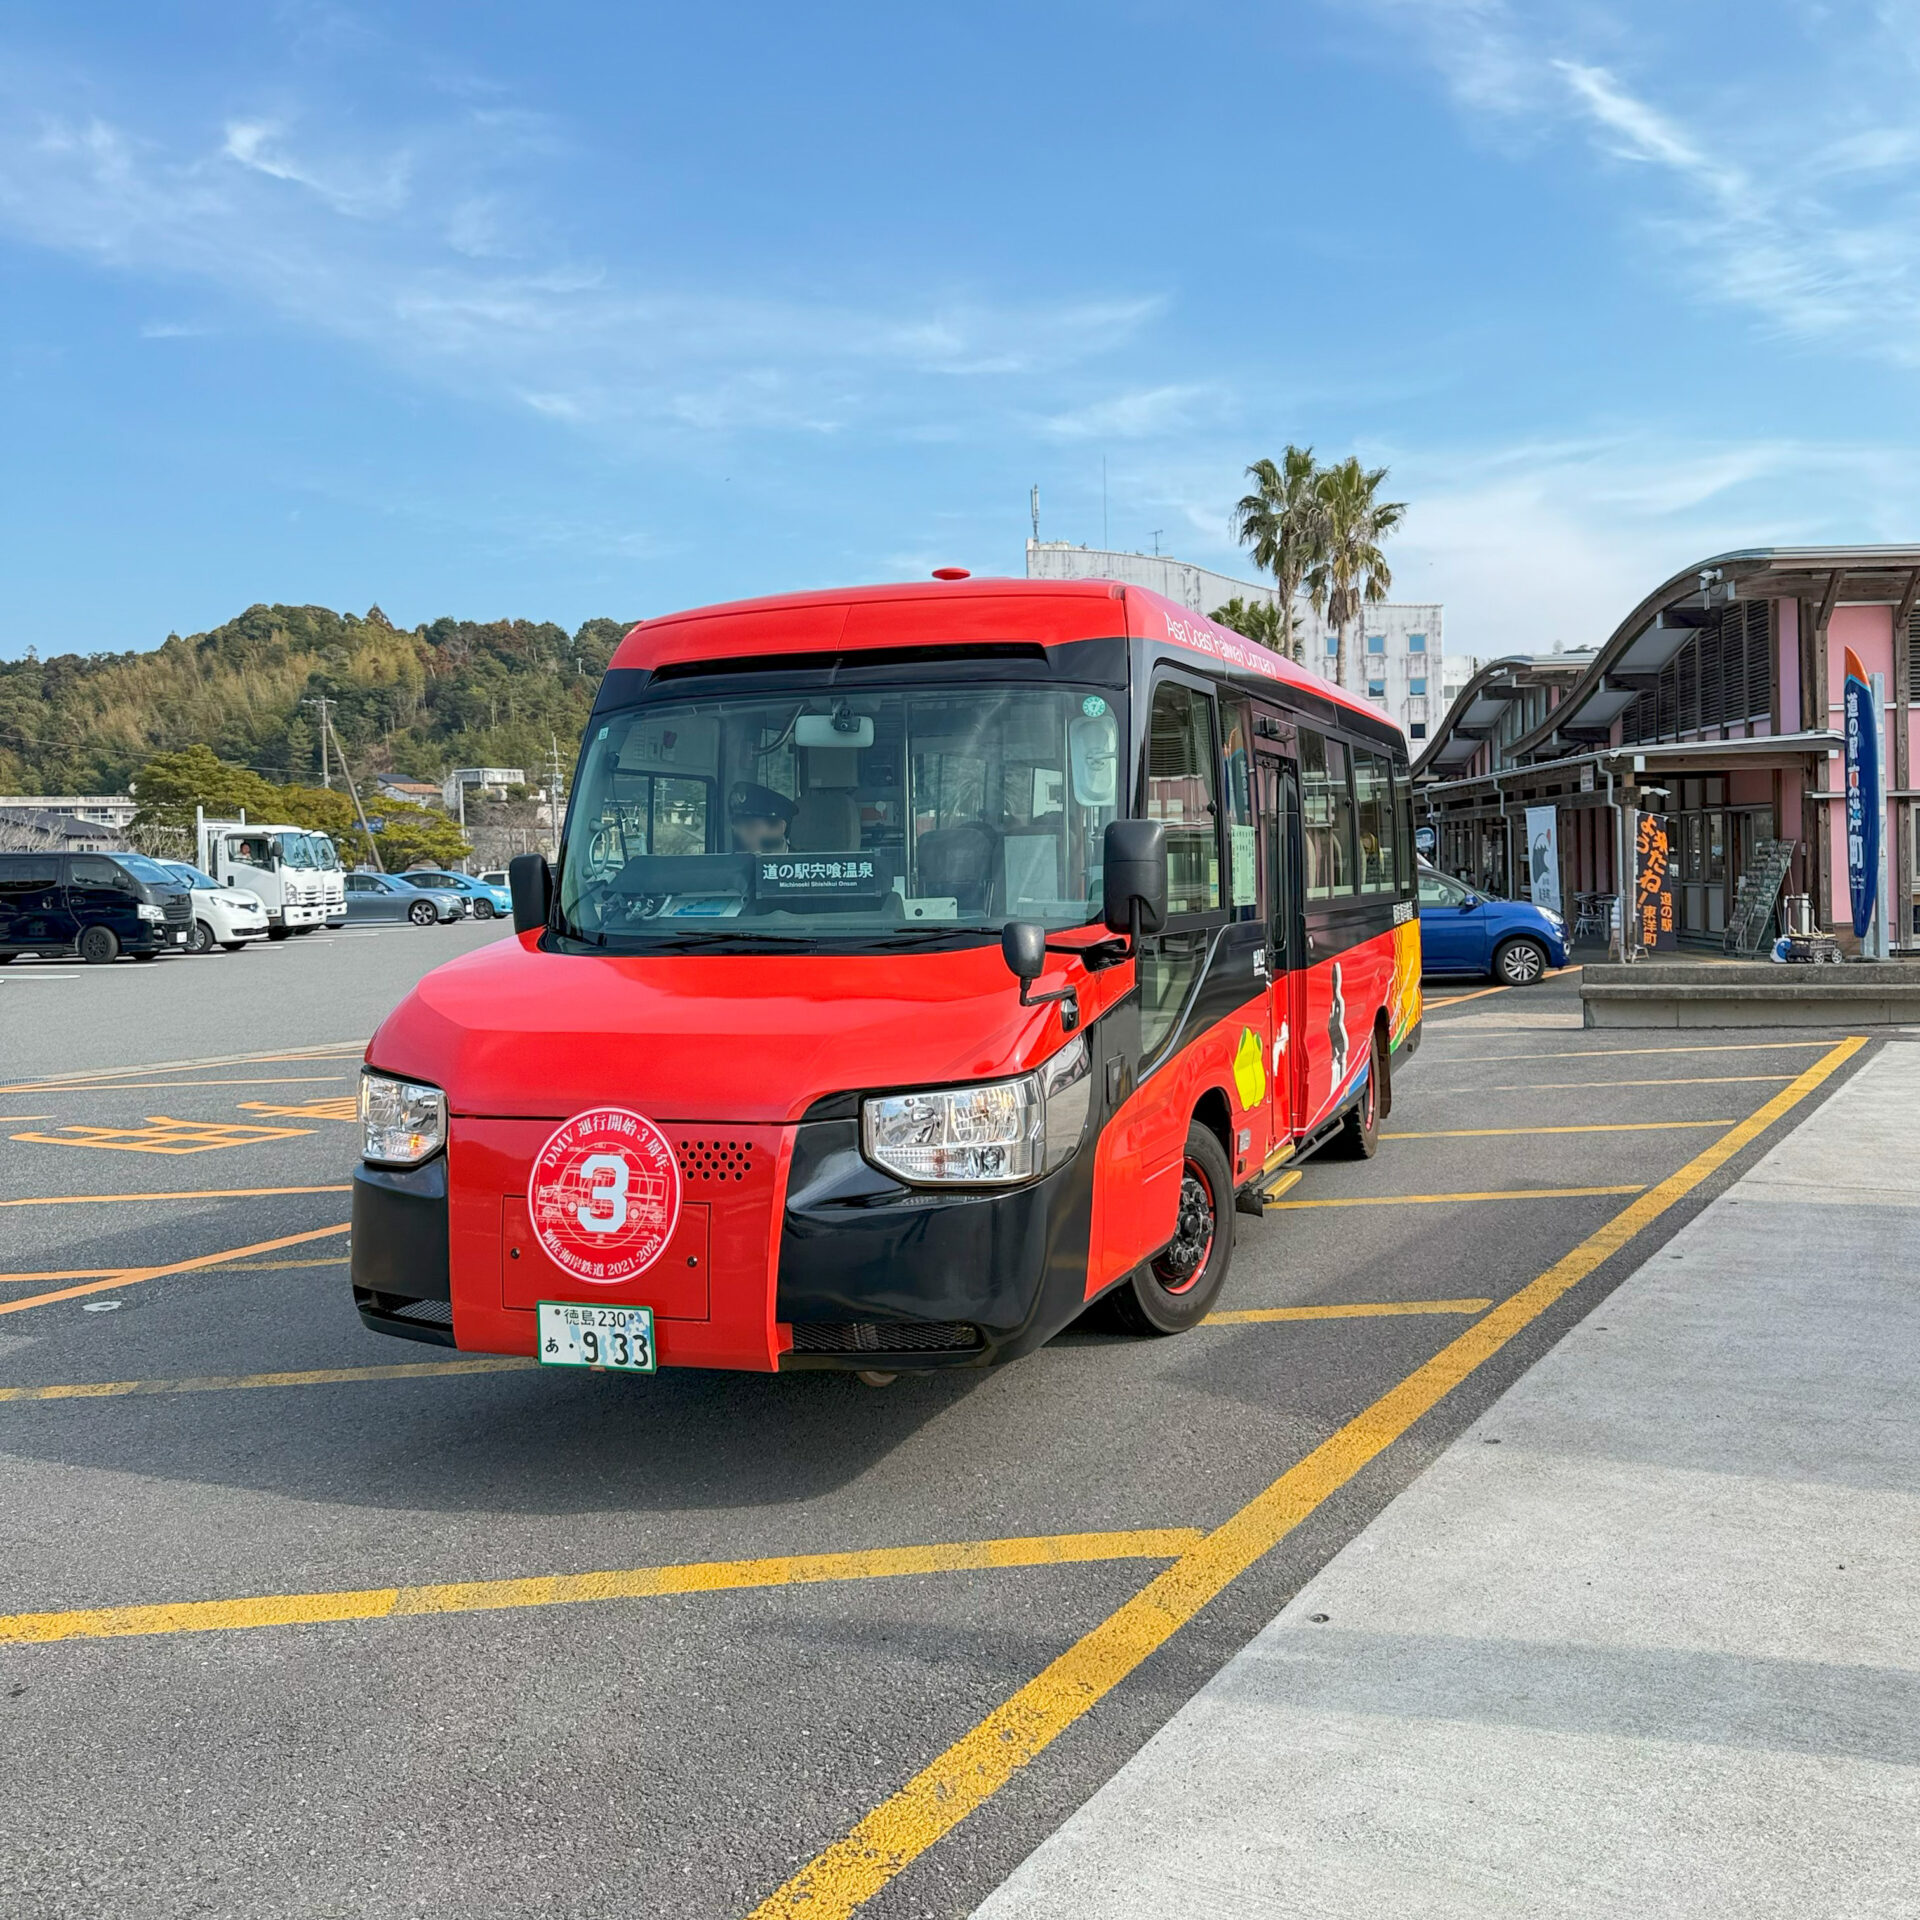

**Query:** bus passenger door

left=1256, top=754, right=1308, bottom=1150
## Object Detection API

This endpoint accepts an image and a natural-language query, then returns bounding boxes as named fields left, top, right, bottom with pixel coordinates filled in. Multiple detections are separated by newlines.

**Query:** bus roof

left=607, top=577, right=1386, bottom=729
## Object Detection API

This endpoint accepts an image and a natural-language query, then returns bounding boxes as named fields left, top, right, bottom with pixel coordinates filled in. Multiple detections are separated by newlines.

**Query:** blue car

left=395, top=869, right=512, bottom=920
left=1417, top=861, right=1568, bottom=985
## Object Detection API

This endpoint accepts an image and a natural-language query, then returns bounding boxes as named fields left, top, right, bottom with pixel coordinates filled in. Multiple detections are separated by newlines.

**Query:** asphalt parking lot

left=0, top=933, right=1877, bottom=1920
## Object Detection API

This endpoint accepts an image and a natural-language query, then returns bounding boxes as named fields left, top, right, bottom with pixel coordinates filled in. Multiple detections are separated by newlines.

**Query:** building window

left=1325, top=634, right=1339, bottom=659
left=1409, top=633, right=1427, bottom=654
left=1367, top=680, right=1387, bottom=700
left=1366, top=633, right=1386, bottom=655
left=1410, top=722, right=1427, bottom=740
left=1408, top=676, right=1427, bottom=696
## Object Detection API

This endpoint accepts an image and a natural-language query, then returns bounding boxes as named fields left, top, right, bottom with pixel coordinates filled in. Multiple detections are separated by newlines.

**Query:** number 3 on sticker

left=575, top=1152, right=630, bottom=1234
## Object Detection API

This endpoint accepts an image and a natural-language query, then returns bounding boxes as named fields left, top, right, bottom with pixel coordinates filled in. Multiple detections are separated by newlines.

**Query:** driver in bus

left=728, top=782, right=796, bottom=855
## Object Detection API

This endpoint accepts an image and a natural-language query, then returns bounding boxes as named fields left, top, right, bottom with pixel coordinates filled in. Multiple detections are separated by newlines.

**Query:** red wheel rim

left=1152, top=1157, right=1216, bottom=1295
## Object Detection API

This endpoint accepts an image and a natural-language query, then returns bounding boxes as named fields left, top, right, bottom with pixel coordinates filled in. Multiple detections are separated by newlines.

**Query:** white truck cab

left=195, top=811, right=330, bottom=939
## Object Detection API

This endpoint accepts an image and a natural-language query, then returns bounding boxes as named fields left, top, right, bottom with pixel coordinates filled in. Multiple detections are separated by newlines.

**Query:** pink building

left=1415, top=546, right=1919, bottom=953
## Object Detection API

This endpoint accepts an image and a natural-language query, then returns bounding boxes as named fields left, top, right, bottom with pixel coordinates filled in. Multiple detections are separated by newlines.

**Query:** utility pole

left=303, top=696, right=334, bottom=788
left=317, top=703, right=383, bottom=873
left=544, top=734, right=567, bottom=861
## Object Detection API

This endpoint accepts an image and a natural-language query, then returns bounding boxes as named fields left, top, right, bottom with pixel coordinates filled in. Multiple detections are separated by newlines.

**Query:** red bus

left=351, top=577, right=1422, bottom=1377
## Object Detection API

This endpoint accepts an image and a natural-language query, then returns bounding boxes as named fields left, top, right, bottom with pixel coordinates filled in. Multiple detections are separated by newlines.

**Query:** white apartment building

left=1025, top=542, right=1443, bottom=744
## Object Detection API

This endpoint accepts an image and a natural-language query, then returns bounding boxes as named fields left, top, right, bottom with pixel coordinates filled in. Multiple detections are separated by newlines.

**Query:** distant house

left=442, top=767, right=526, bottom=809
left=0, top=805, right=124, bottom=852
left=374, top=779, right=446, bottom=809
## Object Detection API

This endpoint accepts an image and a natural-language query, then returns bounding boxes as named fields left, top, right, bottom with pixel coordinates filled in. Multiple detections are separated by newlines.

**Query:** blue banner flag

left=1842, top=647, right=1880, bottom=941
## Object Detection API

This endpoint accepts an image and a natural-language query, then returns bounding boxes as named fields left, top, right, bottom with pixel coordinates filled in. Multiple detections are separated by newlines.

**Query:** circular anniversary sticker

left=527, top=1107, right=681, bottom=1284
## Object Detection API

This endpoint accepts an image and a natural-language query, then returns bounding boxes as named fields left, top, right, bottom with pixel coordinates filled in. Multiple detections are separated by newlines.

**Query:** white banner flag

left=1525, top=805, right=1562, bottom=917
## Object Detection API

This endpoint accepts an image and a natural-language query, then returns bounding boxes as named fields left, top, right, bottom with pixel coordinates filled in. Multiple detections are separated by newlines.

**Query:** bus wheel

left=1329, top=1030, right=1384, bottom=1160
left=1109, top=1123, right=1235, bottom=1335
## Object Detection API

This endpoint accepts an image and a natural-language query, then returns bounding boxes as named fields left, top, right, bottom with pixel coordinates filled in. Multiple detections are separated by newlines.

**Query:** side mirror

left=1000, top=920, right=1045, bottom=983
left=509, top=853, right=552, bottom=934
left=1102, top=820, right=1168, bottom=938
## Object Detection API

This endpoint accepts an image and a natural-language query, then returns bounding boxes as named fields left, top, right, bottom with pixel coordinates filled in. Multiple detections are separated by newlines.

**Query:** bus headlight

left=359, top=1071, right=447, bottom=1166
left=863, top=1036, right=1090, bottom=1187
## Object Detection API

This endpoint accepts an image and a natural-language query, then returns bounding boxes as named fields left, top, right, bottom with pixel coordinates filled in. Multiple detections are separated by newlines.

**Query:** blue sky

left=5, top=0, right=1920, bottom=663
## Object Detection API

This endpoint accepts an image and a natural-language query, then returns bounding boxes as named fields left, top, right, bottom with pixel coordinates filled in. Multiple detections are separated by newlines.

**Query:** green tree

left=1306, top=457, right=1406, bottom=690
left=1230, top=448, right=1325, bottom=661
left=374, top=801, right=472, bottom=872
left=130, top=744, right=279, bottom=832
left=1208, top=598, right=1287, bottom=651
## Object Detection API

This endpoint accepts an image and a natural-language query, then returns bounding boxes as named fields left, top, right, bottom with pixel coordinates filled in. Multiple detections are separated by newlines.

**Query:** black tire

left=407, top=900, right=436, bottom=926
left=131, top=950, right=159, bottom=963
left=220, top=942, right=248, bottom=954
left=293, top=924, right=317, bottom=936
left=267, top=927, right=292, bottom=942
left=1493, top=937, right=1548, bottom=987
left=1328, top=1026, right=1385, bottom=1159
left=78, top=925, right=119, bottom=965
left=1106, top=1123, right=1236, bottom=1335
left=472, top=899, right=495, bottom=920
left=187, top=919, right=215, bottom=955
left=0, top=954, right=14, bottom=965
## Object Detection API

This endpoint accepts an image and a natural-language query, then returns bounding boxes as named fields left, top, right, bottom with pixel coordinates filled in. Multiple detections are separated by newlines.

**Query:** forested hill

left=0, top=603, right=636, bottom=796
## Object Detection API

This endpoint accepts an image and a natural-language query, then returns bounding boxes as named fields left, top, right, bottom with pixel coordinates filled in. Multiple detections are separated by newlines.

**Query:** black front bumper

left=774, top=1119, right=1096, bottom=1371
left=350, top=1158, right=455, bottom=1347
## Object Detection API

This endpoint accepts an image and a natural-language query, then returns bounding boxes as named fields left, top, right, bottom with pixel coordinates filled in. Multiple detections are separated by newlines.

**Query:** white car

left=163, top=862, right=272, bottom=954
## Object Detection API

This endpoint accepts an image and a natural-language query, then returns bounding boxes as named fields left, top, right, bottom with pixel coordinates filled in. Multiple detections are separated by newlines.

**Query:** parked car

left=396, top=869, right=510, bottom=919
left=161, top=862, right=271, bottom=954
left=0, top=851, right=193, bottom=964
left=1416, top=861, right=1568, bottom=985
left=343, top=871, right=461, bottom=926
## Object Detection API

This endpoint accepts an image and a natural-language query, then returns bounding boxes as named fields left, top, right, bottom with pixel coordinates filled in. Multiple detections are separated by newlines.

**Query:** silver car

left=343, top=871, right=461, bottom=926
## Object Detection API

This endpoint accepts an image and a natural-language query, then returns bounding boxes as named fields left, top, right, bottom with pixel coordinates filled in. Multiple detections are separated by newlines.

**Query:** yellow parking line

left=744, top=1033, right=1867, bottom=1920
left=1265, top=1185, right=1644, bottom=1210
left=1206, top=1299, right=1490, bottom=1324
left=0, top=1270, right=128, bottom=1285
left=1384, top=1121, right=1735, bottom=1139
left=7, top=1077, right=350, bottom=1096
left=1421, top=984, right=1509, bottom=1008
left=0, top=1185, right=350, bottom=1209
left=0, top=1224, right=351, bottom=1316
left=0, top=1358, right=537, bottom=1403
left=0, top=1530, right=1205, bottom=1647
left=0, top=1045, right=365, bottom=1095
left=1481, top=1075, right=1793, bottom=1091
left=1431, top=1040, right=1841, bottom=1062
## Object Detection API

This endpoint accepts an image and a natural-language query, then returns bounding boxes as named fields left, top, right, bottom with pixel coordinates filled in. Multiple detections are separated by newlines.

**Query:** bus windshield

left=556, top=679, right=1124, bottom=949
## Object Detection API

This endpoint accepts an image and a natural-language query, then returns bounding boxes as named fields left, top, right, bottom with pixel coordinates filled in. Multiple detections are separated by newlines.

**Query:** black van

left=0, top=853, right=194, bottom=964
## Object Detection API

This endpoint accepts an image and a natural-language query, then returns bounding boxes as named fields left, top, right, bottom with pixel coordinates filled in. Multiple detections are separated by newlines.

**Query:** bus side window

left=1392, top=759, right=1415, bottom=895
left=1138, top=678, right=1224, bottom=1059
left=1221, top=700, right=1258, bottom=919
left=1354, top=750, right=1395, bottom=894
left=1300, top=729, right=1357, bottom=900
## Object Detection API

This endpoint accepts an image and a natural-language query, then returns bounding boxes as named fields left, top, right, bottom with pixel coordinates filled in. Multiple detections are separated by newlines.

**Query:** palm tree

left=1208, top=597, right=1287, bottom=651
left=1305, top=458, right=1406, bottom=691
left=1230, top=447, right=1324, bottom=661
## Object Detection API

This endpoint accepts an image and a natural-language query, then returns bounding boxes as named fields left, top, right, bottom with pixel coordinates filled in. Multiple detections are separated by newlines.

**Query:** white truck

left=195, top=811, right=338, bottom=940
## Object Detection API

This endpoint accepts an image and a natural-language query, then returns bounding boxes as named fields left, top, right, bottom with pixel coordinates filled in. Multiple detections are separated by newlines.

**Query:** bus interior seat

left=917, top=825, right=1000, bottom=916
left=789, top=790, right=861, bottom=852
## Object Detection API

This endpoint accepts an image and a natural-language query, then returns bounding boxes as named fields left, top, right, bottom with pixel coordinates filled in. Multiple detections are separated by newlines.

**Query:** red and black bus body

left=351, top=579, right=1422, bottom=1372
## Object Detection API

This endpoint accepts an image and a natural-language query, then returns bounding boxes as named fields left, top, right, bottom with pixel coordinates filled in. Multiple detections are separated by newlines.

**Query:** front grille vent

left=390, top=1297, right=455, bottom=1327
left=789, top=1320, right=981, bottom=1355
left=164, top=897, right=192, bottom=923
left=677, top=1138, right=754, bottom=1183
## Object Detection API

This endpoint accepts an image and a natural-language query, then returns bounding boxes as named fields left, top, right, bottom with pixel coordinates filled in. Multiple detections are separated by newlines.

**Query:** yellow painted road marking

left=237, top=1097, right=358, bottom=1120
left=1265, top=1184, right=1643, bottom=1210
left=0, top=1254, right=351, bottom=1286
left=745, top=1033, right=1867, bottom=1920
left=0, top=1270, right=128, bottom=1285
left=0, top=1531, right=1204, bottom=1647
left=0, top=1185, right=350, bottom=1209
left=0, top=1224, right=350, bottom=1316
left=1383, top=1121, right=1735, bottom=1139
left=210, top=1256, right=351, bottom=1272
left=1430, top=1040, right=1842, bottom=1061
left=1205, top=1299, right=1491, bottom=1324
left=1478, top=1074, right=1793, bottom=1091
left=11, top=1115, right=314, bottom=1156
left=1421, top=984, right=1509, bottom=1008
left=3, top=1077, right=351, bottom=1097
left=0, top=1047, right=364, bottom=1097
left=0, top=1358, right=537, bottom=1403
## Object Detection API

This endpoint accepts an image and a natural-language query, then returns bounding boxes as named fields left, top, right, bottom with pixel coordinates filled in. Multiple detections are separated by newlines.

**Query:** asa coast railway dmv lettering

left=349, top=577, right=1424, bottom=1377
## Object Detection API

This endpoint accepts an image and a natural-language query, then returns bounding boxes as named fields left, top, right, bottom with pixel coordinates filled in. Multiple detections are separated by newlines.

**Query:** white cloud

left=1363, top=1, right=1920, bottom=366
left=1037, top=384, right=1221, bottom=441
